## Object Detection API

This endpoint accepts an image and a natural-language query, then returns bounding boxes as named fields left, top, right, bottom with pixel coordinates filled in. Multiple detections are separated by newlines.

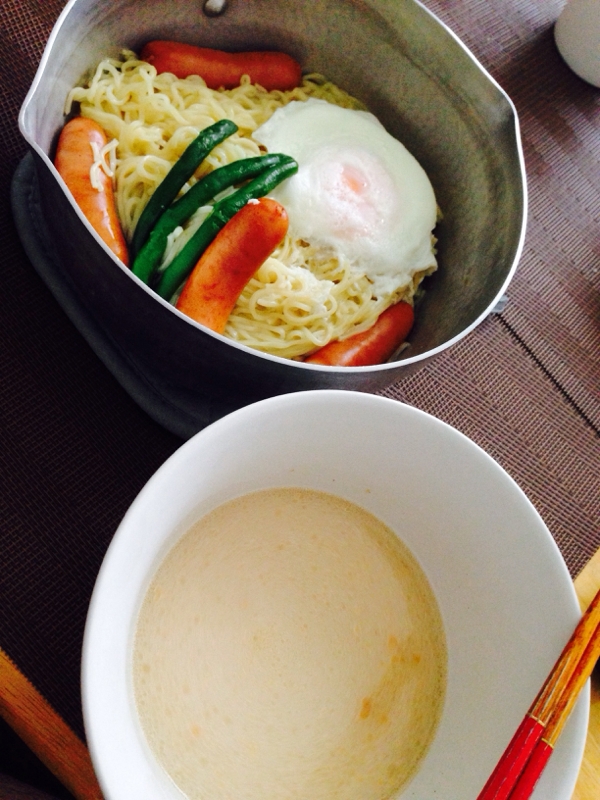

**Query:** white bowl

left=82, top=391, right=587, bottom=799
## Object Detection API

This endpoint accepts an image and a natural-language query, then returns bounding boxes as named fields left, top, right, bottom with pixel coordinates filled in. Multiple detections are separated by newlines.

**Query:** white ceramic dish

left=82, top=391, right=587, bottom=800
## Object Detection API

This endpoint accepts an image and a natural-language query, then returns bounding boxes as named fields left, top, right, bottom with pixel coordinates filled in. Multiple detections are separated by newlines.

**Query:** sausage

left=304, top=301, right=415, bottom=367
left=54, top=117, right=129, bottom=265
left=141, top=41, right=302, bottom=92
left=176, top=197, right=289, bottom=332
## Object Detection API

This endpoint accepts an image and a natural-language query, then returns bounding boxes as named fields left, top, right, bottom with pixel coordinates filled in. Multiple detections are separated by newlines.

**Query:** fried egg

left=253, top=98, right=438, bottom=297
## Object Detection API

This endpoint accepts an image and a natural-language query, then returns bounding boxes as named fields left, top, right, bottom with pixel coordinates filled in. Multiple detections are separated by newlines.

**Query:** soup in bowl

left=133, top=486, right=447, bottom=800
left=82, top=391, right=587, bottom=800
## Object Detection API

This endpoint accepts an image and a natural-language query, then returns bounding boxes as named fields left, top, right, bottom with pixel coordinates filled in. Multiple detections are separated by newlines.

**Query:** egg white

left=253, top=98, right=438, bottom=298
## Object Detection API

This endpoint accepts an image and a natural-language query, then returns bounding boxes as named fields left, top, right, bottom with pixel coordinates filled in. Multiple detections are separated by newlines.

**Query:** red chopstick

left=476, top=586, right=600, bottom=800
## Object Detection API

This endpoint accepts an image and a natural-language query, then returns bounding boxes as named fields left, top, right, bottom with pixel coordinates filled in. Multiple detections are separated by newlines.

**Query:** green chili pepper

left=129, top=119, right=238, bottom=259
left=132, top=153, right=293, bottom=286
left=154, top=157, right=298, bottom=301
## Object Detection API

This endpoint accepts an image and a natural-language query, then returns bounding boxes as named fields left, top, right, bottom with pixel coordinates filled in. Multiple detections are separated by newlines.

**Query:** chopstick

left=0, top=645, right=104, bottom=800
left=477, top=586, right=600, bottom=800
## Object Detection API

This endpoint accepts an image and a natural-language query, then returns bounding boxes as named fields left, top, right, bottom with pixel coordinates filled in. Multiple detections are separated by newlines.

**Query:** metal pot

left=18, top=0, right=527, bottom=435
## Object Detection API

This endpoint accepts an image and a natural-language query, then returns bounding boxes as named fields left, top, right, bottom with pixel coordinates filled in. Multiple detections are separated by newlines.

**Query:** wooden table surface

left=572, top=548, right=600, bottom=800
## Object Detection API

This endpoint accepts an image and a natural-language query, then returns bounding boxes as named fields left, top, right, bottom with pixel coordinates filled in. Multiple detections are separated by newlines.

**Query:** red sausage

left=176, top=197, right=289, bottom=333
left=54, top=117, right=129, bottom=265
left=141, top=41, right=302, bottom=91
left=304, top=301, right=415, bottom=367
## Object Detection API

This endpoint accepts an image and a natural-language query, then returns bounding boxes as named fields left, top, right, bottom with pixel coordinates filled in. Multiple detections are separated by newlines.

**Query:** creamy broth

left=133, top=488, right=446, bottom=800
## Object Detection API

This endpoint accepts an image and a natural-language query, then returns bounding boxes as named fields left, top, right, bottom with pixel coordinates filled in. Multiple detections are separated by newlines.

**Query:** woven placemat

left=0, top=0, right=598, bottom=794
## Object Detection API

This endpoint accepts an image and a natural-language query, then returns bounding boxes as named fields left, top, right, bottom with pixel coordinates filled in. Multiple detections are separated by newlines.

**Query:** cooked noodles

left=66, top=52, right=434, bottom=359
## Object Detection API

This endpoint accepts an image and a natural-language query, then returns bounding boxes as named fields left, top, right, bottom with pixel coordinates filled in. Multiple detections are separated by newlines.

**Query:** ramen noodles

left=66, top=53, right=438, bottom=358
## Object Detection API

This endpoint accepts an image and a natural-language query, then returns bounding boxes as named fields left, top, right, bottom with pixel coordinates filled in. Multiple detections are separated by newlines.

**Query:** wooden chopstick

left=0, top=646, right=104, bottom=800
left=477, top=586, right=600, bottom=800
left=506, top=619, right=600, bottom=799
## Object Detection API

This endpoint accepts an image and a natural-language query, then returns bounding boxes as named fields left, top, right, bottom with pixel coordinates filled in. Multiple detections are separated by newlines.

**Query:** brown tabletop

left=0, top=0, right=599, bottom=797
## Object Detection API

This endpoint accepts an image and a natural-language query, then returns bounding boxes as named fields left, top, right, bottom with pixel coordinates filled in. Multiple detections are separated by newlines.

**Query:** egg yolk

left=314, top=149, right=397, bottom=242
